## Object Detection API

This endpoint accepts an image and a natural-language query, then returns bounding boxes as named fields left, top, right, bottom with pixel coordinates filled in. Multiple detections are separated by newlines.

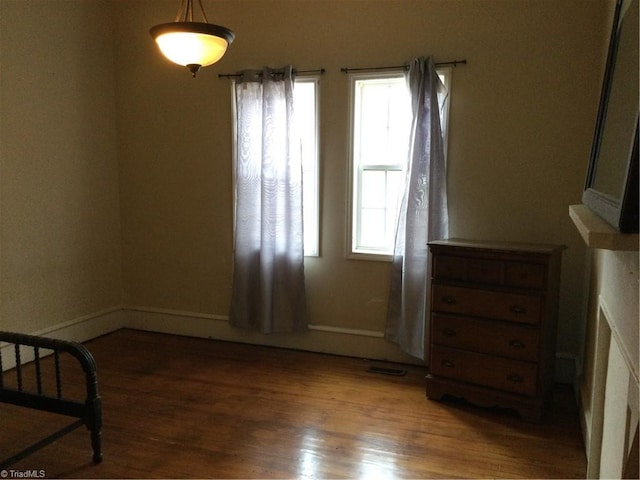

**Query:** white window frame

left=347, top=67, right=452, bottom=261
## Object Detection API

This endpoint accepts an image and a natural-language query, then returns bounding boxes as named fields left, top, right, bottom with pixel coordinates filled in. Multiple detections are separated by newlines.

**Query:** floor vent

left=367, top=366, right=407, bottom=376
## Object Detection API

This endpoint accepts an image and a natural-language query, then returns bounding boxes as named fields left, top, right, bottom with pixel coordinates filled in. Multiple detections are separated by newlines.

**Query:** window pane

left=361, top=170, right=387, bottom=209
left=386, top=170, right=404, bottom=225
left=357, top=79, right=411, bottom=167
left=359, top=209, right=386, bottom=248
left=293, top=78, right=319, bottom=256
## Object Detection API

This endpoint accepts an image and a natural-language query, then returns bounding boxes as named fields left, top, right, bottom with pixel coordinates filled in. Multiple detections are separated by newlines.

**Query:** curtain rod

left=218, top=68, right=326, bottom=78
left=340, top=59, right=467, bottom=74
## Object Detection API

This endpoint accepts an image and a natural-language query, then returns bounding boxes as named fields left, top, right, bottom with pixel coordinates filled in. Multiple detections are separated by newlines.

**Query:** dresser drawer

left=432, top=314, right=540, bottom=361
left=467, top=259, right=503, bottom=285
left=505, top=262, right=545, bottom=289
left=433, top=255, right=504, bottom=286
left=432, top=284, right=542, bottom=325
left=430, top=345, right=538, bottom=396
left=433, top=255, right=467, bottom=281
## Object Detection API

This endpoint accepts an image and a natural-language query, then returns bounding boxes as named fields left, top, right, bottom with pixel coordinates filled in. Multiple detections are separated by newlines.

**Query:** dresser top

left=428, top=238, right=567, bottom=255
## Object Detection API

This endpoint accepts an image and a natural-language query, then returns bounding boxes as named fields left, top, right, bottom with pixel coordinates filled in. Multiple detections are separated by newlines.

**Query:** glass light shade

left=150, top=22, right=234, bottom=76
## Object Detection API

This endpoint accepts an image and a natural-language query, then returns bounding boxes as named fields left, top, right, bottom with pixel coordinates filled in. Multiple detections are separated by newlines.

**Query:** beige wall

left=0, top=1, right=614, bottom=373
left=114, top=0, right=609, bottom=369
left=0, top=1, right=122, bottom=335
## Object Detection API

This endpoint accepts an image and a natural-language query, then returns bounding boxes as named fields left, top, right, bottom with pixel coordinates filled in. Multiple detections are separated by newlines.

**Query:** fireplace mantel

left=570, top=204, right=639, bottom=478
left=569, top=204, right=639, bottom=251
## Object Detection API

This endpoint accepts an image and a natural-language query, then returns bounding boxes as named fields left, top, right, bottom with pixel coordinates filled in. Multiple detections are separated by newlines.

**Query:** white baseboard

left=124, top=306, right=421, bottom=365
left=1, top=306, right=125, bottom=371
left=125, top=309, right=580, bottom=383
left=33, top=306, right=126, bottom=342
left=1, top=305, right=581, bottom=383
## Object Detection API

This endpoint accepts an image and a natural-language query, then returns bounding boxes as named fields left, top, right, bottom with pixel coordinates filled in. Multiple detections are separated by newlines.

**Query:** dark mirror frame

left=583, top=0, right=639, bottom=233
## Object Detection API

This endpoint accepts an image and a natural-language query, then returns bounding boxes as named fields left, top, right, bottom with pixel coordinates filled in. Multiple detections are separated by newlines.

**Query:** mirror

left=583, top=0, right=639, bottom=233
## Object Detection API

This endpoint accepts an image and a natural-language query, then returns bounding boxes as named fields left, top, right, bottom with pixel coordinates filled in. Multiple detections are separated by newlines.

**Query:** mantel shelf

left=569, top=204, right=639, bottom=251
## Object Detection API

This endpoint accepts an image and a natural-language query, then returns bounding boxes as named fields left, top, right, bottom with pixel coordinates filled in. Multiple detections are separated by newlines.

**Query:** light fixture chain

left=175, top=0, right=188, bottom=22
left=197, top=0, right=210, bottom=23
left=186, top=0, right=193, bottom=22
left=175, top=0, right=209, bottom=23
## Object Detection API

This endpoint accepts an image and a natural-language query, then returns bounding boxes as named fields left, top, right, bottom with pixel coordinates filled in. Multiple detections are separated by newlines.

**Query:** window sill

left=347, top=251, right=393, bottom=262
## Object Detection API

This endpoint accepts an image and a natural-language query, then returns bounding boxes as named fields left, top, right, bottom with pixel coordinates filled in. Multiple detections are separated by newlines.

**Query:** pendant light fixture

left=150, top=0, right=234, bottom=77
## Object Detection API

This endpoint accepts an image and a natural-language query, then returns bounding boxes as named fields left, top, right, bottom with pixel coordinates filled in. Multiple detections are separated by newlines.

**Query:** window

left=348, top=69, right=451, bottom=259
left=294, top=77, right=320, bottom=257
left=232, top=75, right=320, bottom=257
left=349, top=73, right=411, bottom=257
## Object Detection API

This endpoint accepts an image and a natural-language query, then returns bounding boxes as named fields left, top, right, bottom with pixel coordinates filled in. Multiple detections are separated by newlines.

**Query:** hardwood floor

left=1, top=329, right=586, bottom=478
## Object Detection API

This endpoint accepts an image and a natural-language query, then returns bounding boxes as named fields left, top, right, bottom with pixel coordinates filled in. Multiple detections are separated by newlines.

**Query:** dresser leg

left=425, top=375, right=447, bottom=401
left=425, top=374, right=545, bottom=423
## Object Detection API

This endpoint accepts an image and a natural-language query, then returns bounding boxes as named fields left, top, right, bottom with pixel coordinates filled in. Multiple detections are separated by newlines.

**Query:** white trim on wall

left=1, top=307, right=125, bottom=371
left=32, top=306, right=126, bottom=341
left=1, top=305, right=578, bottom=381
left=123, top=306, right=418, bottom=365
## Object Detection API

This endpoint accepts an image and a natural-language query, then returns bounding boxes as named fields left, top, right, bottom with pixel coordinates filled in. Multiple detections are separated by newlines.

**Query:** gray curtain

left=229, top=66, right=307, bottom=334
left=385, top=56, right=449, bottom=360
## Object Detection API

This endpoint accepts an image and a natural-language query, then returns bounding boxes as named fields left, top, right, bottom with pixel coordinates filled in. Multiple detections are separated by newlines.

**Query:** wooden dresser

left=425, top=239, right=565, bottom=422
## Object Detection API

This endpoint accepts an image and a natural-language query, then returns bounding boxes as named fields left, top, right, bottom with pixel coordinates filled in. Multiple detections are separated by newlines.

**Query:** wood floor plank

left=0, top=329, right=586, bottom=478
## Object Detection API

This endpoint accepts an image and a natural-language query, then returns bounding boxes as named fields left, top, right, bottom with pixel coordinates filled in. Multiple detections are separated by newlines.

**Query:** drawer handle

left=509, top=339, right=525, bottom=349
left=509, top=305, right=527, bottom=314
left=440, top=360, right=455, bottom=368
left=507, top=373, right=523, bottom=383
left=442, top=296, right=457, bottom=305
left=442, top=328, right=457, bottom=337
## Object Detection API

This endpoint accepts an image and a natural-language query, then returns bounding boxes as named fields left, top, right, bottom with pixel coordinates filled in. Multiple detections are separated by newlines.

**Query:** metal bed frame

left=0, top=331, right=102, bottom=468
